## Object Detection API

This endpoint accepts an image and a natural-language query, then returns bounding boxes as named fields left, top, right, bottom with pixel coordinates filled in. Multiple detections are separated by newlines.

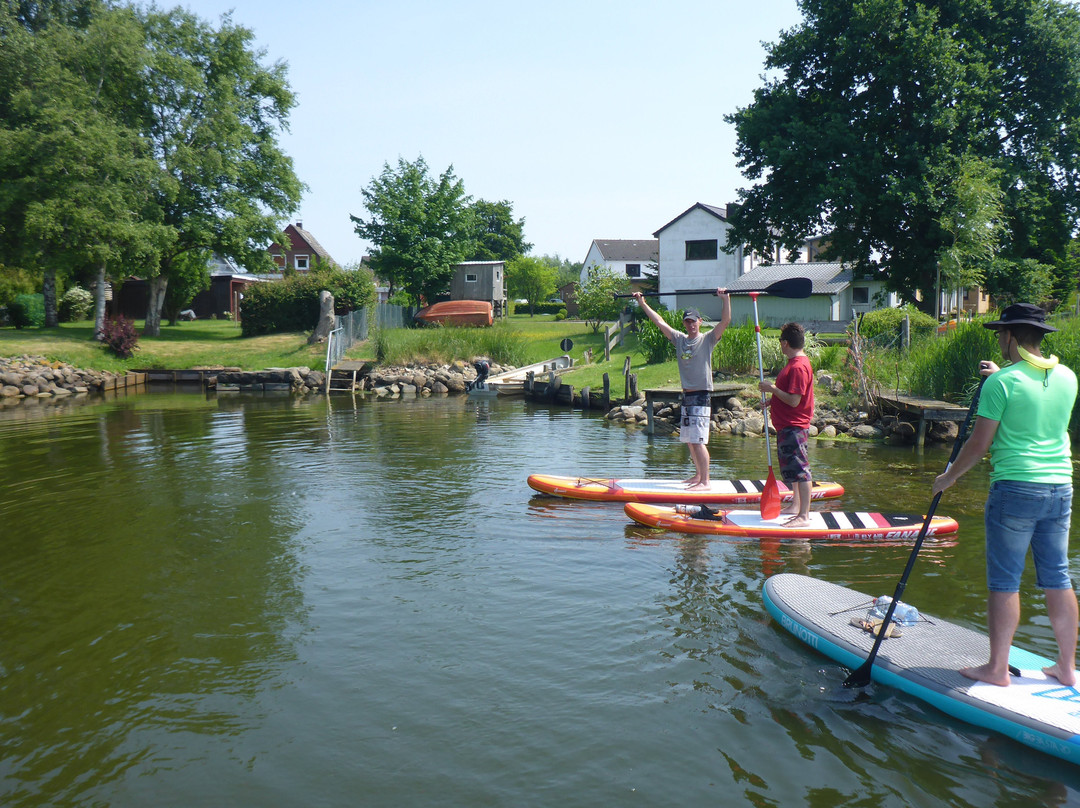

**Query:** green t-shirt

left=977, top=360, right=1078, bottom=484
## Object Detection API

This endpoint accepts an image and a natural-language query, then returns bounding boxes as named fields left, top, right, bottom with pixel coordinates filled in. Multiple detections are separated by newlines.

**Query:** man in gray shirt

left=633, top=289, right=731, bottom=489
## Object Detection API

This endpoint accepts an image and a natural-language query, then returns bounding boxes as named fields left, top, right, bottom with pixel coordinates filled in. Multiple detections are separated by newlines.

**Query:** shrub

left=554, top=309, right=567, bottom=321
left=854, top=305, right=937, bottom=346
left=9, top=293, right=45, bottom=328
left=101, top=316, right=139, bottom=358
left=241, top=266, right=377, bottom=336
left=59, top=286, right=94, bottom=322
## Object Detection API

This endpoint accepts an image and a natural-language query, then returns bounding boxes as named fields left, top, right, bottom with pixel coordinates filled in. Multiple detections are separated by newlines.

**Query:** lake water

left=2, top=390, right=1079, bottom=807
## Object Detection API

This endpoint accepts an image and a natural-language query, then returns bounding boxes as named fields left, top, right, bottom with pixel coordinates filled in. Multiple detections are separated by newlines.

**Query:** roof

left=590, top=239, right=658, bottom=263
left=726, top=262, right=852, bottom=295
left=269, top=223, right=337, bottom=265
left=653, top=202, right=732, bottom=236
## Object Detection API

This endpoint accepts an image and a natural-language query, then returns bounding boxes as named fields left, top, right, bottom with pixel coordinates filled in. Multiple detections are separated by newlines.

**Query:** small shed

left=449, top=260, right=507, bottom=317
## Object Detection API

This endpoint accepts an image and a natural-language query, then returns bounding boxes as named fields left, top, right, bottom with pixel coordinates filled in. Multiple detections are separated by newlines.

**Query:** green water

left=1, top=391, right=1079, bottom=806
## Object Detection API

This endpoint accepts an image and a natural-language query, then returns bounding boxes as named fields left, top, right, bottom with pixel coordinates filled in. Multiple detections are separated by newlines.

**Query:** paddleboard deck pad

left=624, top=503, right=958, bottom=539
left=764, top=573, right=1080, bottom=765
left=527, top=474, right=844, bottom=505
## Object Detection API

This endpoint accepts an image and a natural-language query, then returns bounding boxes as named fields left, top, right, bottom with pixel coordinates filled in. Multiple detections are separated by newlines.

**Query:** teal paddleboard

left=763, top=573, right=1080, bottom=766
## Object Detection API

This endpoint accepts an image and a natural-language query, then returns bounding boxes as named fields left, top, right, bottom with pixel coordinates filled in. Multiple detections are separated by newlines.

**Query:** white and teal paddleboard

left=763, top=573, right=1080, bottom=766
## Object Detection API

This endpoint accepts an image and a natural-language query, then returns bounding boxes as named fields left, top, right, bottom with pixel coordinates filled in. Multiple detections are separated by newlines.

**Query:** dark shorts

left=777, top=427, right=811, bottom=483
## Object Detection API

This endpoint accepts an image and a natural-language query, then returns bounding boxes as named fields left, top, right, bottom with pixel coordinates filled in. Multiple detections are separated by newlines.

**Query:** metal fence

left=324, top=303, right=418, bottom=373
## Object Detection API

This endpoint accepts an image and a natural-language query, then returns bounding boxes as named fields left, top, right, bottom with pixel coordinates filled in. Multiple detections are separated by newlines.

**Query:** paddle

left=613, top=276, right=812, bottom=300
left=750, top=291, right=782, bottom=520
left=843, top=376, right=986, bottom=688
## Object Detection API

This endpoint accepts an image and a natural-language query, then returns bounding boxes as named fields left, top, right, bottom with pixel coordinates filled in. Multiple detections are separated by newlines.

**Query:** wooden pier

left=876, top=391, right=971, bottom=447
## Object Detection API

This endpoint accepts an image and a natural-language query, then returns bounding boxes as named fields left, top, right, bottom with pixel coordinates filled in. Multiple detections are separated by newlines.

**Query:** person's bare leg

left=782, top=481, right=812, bottom=528
left=961, top=591, right=1019, bottom=686
left=686, top=443, right=710, bottom=490
left=1042, top=587, right=1078, bottom=686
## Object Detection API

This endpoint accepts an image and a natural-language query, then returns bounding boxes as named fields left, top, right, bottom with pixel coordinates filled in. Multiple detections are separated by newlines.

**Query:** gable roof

left=653, top=203, right=731, bottom=237
left=269, top=223, right=336, bottom=266
left=726, top=262, right=852, bottom=295
left=590, top=239, right=658, bottom=263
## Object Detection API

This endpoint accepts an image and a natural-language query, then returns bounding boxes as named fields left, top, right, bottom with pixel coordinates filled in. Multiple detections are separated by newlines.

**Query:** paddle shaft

left=613, top=277, right=811, bottom=300
left=750, top=293, right=781, bottom=518
left=843, top=377, right=986, bottom=688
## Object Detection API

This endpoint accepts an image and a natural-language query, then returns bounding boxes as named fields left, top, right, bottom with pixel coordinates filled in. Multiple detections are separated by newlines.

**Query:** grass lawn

left=0, top=320, right=327, bottom=372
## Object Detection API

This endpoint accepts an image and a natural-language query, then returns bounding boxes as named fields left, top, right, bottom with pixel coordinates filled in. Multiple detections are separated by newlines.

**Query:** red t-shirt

left=770, top=354, right=814, bottom=430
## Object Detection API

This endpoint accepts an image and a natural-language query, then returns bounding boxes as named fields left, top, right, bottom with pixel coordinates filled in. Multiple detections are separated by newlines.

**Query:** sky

left=177, top=0, right=806, bottom=267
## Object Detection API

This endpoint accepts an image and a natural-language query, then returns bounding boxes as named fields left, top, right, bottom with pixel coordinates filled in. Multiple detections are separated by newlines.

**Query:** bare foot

left=1042, top=663, right=1078, bottom=686
left=960, top=663, right=1011, bottom=687
left=779, top=506, right=799, bottom=515
left=682, top=477, right=700, bottom=486
left=686, top=482, right=710, bottom=491
left=782, top=515, right=811, bottom=528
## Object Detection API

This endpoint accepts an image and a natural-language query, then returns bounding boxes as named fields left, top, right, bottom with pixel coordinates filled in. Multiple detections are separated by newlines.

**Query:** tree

left=726, top=0, right=1080, bottom=311
left=506, top=255, right=557, bottom=315
left=934, top=155, right=1005, bottom=317
left=350, top=156, right=474, bottom=305
left=135, top=7, right=303, bottom=336
left=0, top=4, right=173, bottom=330
left=162, top=250, right=211, bottom=325
left=576, top=267, right=629, bottom=333
left=467, top=199, right=532, bottom=261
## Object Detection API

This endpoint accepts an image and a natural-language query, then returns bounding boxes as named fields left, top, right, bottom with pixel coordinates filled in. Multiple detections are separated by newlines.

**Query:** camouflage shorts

left=777, top=426, right=811, bottom=483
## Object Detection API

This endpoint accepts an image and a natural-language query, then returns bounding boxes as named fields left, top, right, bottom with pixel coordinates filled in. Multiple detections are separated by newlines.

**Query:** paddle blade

left=760, top=468, right=782, bottom=519
left=762, top=277, right=813, bottom=299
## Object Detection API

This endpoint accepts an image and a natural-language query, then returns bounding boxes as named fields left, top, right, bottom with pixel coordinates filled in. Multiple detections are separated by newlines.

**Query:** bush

left=855, top=305, right=937, bottom=346
left=59, top=286, right=94, bottom=322
left=101, top=316, right=139, bottom=358
left=9, top=293, right=45, bottom=328
left=241, top=266, right=378, bottom=336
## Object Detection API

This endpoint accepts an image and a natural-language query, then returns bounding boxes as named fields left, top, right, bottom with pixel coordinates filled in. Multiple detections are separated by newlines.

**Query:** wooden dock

left=876, top=391, right=971, bottom=446
left=643, top=384, right=746, bottom=435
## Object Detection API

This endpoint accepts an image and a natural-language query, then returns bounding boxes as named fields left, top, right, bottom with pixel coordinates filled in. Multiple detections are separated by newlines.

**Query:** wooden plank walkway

left=876, top=391, right=972, bottom=446
left=643, top=383, right=747, bottom=435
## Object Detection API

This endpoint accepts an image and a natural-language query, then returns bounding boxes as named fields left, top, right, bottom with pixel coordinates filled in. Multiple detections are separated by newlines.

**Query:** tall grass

left=903, top=321, right=998, bottom=402
left=373, top=322, right=530, bottom=366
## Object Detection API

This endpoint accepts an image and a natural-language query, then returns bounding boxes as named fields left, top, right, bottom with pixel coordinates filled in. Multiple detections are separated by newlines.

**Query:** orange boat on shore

left=414, top=300, right=494, bottom=327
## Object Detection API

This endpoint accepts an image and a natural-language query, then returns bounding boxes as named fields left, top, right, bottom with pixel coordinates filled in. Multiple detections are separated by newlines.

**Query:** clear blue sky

left=177, top=0, right=805, bottom=267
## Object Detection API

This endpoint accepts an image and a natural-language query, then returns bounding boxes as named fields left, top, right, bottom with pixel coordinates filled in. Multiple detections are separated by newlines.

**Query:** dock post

left=581, top=386, right=590, bottom=410
left=602, top=373, right=610, bottom=410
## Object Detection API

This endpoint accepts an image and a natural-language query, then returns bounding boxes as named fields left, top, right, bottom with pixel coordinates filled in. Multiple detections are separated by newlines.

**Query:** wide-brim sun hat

left=983, top=302, right=1057, bottom=333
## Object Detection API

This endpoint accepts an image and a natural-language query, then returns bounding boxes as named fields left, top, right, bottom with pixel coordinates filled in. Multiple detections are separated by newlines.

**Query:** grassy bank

left=0, top=320, right=327, bottom=372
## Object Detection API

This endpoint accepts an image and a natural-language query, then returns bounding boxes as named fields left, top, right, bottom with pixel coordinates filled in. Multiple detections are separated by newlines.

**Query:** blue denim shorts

left=984, top=480, right=1073, bottom=592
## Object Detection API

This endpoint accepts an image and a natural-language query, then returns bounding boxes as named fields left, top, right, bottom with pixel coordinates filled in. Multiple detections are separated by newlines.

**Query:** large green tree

left=351, top=156, right=474, bottom=304
left=726, top=0, right=1080, bottom=309
left=467, top=199, right=532, bottom=261
left=0, top=3, right=172, bottom=330
left=135, top=7, right=302, bottom=336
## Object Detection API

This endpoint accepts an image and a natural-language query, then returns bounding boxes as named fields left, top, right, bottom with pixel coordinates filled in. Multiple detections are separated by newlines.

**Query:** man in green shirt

left=932, top=303, right=1078, bottom=687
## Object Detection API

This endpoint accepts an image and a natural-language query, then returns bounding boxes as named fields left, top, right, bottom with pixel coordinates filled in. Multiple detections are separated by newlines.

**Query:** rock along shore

left=0, top=356, right=951, bottom=445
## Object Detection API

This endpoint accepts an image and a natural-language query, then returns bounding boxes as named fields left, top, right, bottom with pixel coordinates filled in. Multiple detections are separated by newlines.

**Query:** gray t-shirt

left=674, top=328, right=722, bottom=391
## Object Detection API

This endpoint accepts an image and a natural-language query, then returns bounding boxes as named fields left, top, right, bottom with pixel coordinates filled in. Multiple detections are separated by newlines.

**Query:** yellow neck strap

left=1017, top=343, right=1058, bottom=370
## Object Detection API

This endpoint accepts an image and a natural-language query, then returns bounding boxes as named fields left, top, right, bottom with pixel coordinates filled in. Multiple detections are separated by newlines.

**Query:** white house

left=579, top=239, right=659, bottom=288
left=652, top=203, right=744, bottom=320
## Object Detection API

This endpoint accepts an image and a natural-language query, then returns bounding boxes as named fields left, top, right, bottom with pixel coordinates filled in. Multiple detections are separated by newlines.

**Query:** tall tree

left=0, top=3, right=172, bottom=330
left=467, top=199, right=532, bottom=261
left=726, top=0, right=1080, bottom=310
left=350, top=156, right=474, bottom=304
left=135, top=7, right=302, bottom=336
left=506, top=255, right=557, bottom=314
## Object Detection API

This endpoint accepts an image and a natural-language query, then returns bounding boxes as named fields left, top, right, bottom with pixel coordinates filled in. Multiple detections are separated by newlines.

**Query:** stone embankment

left=1, top=355, right=131, bottom=400
left=363, top=361, right=507, bottom=396
left=604, top=372, right=958, bottom=446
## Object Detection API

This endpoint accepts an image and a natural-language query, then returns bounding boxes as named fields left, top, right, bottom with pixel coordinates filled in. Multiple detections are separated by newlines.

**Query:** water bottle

left=868, top=595, right=919, bottom=627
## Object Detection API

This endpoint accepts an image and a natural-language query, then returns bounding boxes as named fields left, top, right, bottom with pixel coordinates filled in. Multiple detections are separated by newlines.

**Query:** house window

left=295, top=255, right=309, bottom=270
left=495, top=270, right=501, bottom=280
left=625, top=264, right=641, bottom=278
left=852, top=287, right=869, bottom=304
left=466, top=273, right=478, bottom=283
left=685, top=240, right=718, bottom=260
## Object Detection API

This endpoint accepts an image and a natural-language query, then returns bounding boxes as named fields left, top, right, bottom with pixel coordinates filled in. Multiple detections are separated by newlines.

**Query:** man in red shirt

left=758, top=322, right=815, bottom=527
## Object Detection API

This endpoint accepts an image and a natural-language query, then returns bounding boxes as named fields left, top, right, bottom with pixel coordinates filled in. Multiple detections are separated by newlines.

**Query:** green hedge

left=241, top=267, right=376, bottom=336
left=9, top=293, right=45, bottom=328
